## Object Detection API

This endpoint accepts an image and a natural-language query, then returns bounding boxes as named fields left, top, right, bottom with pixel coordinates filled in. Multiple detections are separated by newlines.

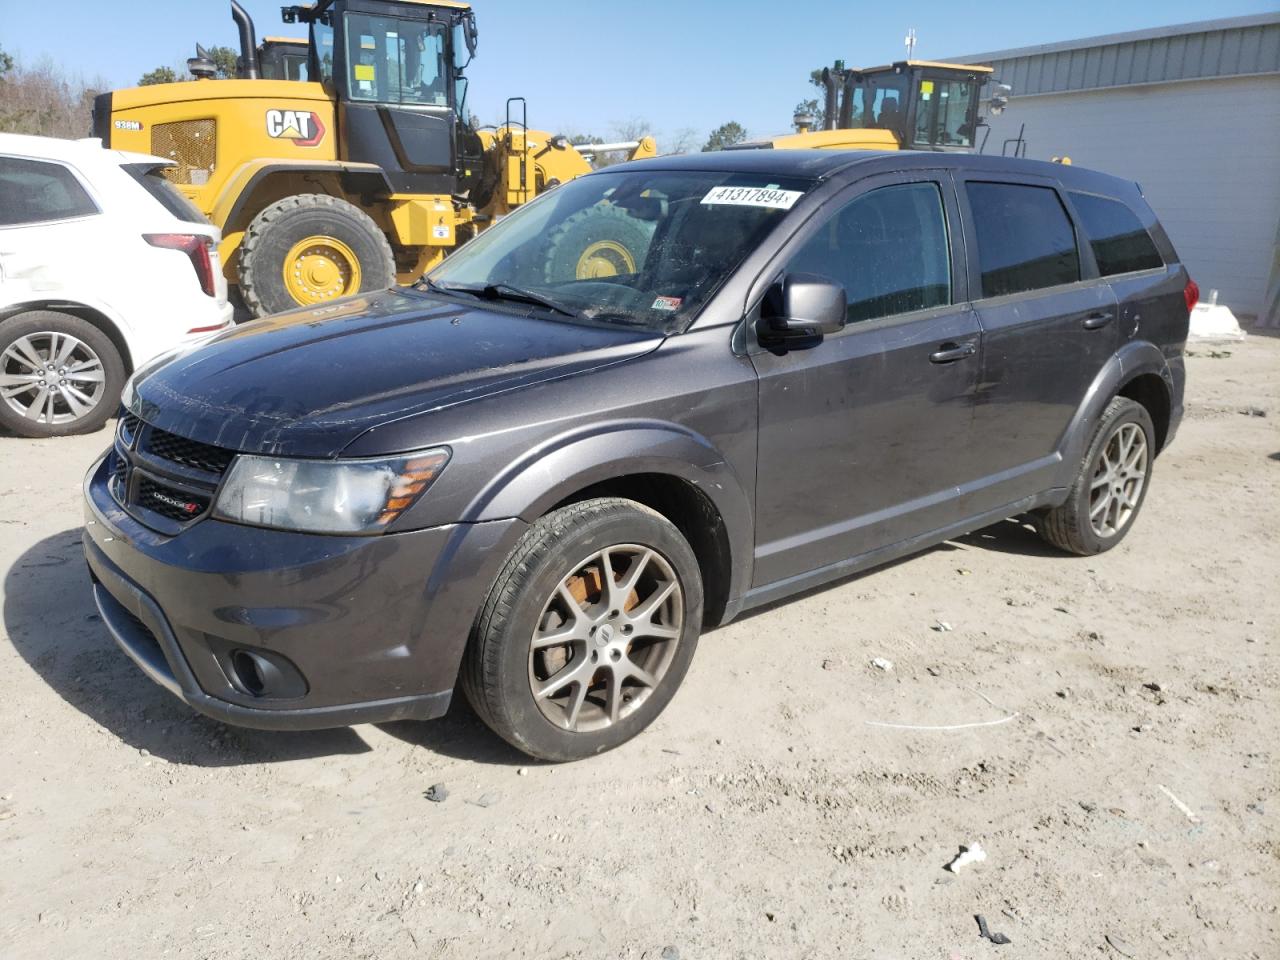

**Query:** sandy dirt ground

left=1, top=335, right=1276, bottom=960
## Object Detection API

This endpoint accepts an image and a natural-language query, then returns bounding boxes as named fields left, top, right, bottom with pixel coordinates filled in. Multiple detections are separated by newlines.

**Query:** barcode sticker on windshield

left=701, top=186, right=803, bottom=209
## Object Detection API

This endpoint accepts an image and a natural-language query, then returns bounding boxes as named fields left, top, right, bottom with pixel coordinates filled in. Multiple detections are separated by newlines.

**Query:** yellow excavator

left=741, top=59, right=1009, bottom=153
left=92, top=0, right=656, bottom=316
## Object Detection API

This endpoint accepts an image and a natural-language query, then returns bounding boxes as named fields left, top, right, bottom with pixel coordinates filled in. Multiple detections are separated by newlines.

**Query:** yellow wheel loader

left=741, top=59, right=1009, bottom=153
left=92, top=0, right=656, bottom=316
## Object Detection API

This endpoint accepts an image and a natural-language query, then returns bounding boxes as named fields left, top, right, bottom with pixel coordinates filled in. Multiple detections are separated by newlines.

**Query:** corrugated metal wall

left=981, top=18, right=1280, bottom=95
left=977, top=75, right=1280, bottom=317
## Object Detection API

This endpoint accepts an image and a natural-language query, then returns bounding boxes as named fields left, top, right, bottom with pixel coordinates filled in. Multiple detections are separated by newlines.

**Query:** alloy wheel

left=528, top=544, right=684, bottom=733
left=0, top=332, right=106, bottom=425
left=1088, top=421, right=1148, bottom=538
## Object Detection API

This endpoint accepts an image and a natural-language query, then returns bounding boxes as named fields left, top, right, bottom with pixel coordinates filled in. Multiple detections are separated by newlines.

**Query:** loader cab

left=258, top=37, right=310, bottom=81
left=284, top=0, right=478, bottom=194
left=829, top=61, right=991, bottom=152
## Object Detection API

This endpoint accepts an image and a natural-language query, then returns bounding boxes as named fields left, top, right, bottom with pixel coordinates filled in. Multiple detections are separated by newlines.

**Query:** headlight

left=212, top=449, right=450, bottom=534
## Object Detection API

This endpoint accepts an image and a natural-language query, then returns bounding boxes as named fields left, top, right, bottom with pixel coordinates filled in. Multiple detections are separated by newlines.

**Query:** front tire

left=1035, top=396, right=1155, bottom=555
left=0, top=310, right=123, bottom=438
left=462, top=498, right=703, bottom=761
left=238, top=194, right=396, bottom=317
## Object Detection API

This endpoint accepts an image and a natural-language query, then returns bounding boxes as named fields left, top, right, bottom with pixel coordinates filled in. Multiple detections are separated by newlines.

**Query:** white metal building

left=950, top=13, right=1280, bottom=324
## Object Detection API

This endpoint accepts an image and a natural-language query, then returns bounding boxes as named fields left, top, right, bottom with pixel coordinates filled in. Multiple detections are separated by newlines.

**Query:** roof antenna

left=905, top=27, right=918, bottom=59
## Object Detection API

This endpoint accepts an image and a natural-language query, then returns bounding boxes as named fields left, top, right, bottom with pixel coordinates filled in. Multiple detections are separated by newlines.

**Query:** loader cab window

left=912, top=79, right=977, bottom=148
left=311, top=19, right=335, bottom=86
left=844, top=73, right=909, bottom=136
left=343, top=14, right=449, bottom=107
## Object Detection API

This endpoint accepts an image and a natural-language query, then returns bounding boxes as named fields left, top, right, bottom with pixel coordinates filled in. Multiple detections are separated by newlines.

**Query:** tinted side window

left=122, top=163, right=210, bottom=224
left=788, top=182, right=951, bottom=324
left=0, top=157, right=98, bottom=226
left=965, top=181, right=1080, bottom=298
left=1069, top=192, right=1163, bottom=276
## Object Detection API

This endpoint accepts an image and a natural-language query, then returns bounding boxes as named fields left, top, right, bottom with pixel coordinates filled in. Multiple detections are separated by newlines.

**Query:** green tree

left=139, top=65, right=178, bottom=86
left=701, top=121, right=747, bottom=152
left=793, top=97, right=824, bottom=131
left=206, top=45, right=239, bottom=79
left=0, top=45, right=14, bottom=80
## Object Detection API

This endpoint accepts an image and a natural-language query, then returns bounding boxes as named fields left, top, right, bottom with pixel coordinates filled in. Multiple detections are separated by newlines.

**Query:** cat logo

left=265, top=109, right=325, bottom=147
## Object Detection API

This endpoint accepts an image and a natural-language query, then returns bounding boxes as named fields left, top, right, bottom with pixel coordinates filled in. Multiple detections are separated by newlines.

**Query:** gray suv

left=83, top=150, right=1193, bottom=761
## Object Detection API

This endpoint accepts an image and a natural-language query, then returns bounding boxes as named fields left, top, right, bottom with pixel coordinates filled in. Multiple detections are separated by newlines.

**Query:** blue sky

left=2, top=0, right=1275, bottom=147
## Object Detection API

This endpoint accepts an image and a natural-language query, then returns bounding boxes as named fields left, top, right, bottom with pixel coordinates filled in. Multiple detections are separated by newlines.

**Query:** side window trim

left=953, top=171, right=1101, bottom=304
left=0, top=153, right=101, bottom=229
left=741, top=169, right=968, bottom=349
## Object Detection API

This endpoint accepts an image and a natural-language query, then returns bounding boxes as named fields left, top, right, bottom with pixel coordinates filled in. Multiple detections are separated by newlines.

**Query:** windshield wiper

left=421, top=280, right=580, bottom=318
left=477, top=283, right=581, bottom=318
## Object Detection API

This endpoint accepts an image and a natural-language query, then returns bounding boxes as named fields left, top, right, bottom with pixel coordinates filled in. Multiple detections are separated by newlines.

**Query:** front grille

left=137, top=475, right=211, bottom=522
left=108, top=449, right=129, bottom=503
left=118, top=411, right=140, bottom=446
left=151, top=119, right=216, bottom=185
left=109, top=412, right=236, bottom=533
left=143, top=427, right=235, bottom=475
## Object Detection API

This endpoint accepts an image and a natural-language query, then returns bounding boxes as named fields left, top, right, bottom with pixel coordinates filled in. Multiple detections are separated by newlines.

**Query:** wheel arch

left=460, top=422, right=754, bottom=627
left=1116, top=371, right=1171, bottom=453
left=0, top=299, right=134, bottom=373
left=212, top=160, right=394, bottom=234
left=550, top=473, right=734, bottom=628
left=1058, top=340, right=1174, bottom=482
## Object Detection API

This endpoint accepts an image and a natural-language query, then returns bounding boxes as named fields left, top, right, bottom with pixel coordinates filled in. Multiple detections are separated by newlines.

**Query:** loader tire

left=239, top=194, right=396, bottom=317
left=542, top=203, right=654, bottom=282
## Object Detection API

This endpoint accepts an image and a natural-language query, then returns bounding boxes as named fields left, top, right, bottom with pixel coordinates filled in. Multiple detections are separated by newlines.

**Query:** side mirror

left=758, top=273, right=847, bottom=346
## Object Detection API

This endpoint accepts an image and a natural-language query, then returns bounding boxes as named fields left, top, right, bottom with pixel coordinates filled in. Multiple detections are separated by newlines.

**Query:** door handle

left=929, top=341, right=977, bottom=364
left=1082, top=311, right=1114, bottom=330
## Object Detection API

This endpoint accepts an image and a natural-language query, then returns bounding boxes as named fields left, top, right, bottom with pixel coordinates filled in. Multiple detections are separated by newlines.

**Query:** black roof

left=608, top=148, right=1139, bottom=196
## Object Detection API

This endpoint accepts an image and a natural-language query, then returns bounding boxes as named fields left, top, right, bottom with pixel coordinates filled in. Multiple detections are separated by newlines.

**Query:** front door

left=749, top=173, right=984, bottom=588
left=955, top=175, right=1120, bottom=512
left=336, top=7, right=458, bottom=194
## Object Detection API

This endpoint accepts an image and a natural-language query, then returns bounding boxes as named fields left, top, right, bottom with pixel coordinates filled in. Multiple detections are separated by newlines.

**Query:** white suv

left=0, top=133, right=233, bottom=438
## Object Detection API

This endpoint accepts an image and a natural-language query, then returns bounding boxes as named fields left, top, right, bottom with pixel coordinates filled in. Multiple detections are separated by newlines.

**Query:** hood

left=131, top=289, right=663, bottom=458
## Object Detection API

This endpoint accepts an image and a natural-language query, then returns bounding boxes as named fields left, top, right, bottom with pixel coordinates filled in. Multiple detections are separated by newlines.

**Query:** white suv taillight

left=144, top=233, right=216, bottom=298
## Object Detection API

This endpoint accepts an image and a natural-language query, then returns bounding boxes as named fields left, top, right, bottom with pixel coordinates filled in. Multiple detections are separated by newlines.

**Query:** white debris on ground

left=945, top=842, right=988, bottom=873
left=1188, top=297, right=1246, bottom=342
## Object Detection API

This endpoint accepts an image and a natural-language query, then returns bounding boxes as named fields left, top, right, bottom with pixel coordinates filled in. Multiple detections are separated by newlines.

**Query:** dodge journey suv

left=83, top=150, right=1192, bottom=761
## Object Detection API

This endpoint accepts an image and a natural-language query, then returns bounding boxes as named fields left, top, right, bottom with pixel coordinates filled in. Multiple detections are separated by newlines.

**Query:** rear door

left=749, top=171, right=984, bottom=587
left=956, top=174, right=1118, bottom=511
left=0, top=154, right=105, bottom=300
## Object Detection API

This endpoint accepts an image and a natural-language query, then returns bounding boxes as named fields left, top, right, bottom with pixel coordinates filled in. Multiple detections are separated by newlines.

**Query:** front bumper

left=82, top=454, right=525, bottom=730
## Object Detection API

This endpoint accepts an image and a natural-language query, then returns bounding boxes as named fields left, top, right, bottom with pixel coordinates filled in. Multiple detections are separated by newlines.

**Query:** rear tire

left=462, top=498, right=703, bottom=761
left=1035, top=396, right=1155, bottom=555
left=0, top=310, right=123, bottom=438
left=239, top=194, right=396, bottom=317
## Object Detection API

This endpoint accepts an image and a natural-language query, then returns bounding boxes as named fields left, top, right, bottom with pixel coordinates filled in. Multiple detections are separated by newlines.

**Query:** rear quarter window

left=122, top=163, right=210, bottom=224
left=1068, top=192, right=1163, bottom=276
left=0, top=156, right=98, bottom=226
left=965, top=181, right=1080, bottom=298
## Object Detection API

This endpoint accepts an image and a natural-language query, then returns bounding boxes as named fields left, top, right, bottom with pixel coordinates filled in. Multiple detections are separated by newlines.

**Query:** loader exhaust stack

left=231, top=1, right=260, bottom=80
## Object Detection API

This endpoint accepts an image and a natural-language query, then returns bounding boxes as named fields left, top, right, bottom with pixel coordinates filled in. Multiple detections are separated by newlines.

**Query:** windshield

left=344, top=13, right=448, bottom=107
left=426, top=170, right=813, bottom=331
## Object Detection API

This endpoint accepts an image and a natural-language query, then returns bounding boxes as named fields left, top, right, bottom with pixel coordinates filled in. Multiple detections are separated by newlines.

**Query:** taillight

left=1183, top=278, right=1200, bottom=313
left=145, top=233, right=215, bottom=297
